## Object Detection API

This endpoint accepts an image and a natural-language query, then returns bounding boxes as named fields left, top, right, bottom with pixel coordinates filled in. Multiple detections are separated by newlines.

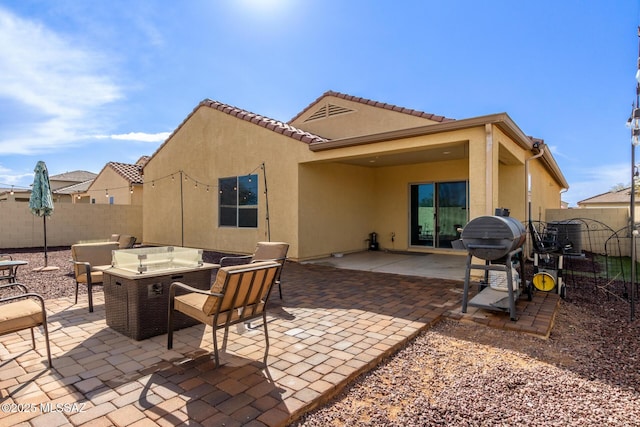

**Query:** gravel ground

left=3, top=247, right=640, bottom=426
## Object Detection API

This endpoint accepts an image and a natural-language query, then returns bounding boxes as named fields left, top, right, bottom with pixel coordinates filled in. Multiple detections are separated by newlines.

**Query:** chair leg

left=262, top=311, right=270, bottom=367
left=278, top=280, right=282, bottom=299
left=74, top=282, right=79, bottom=304
left=30, top=328, right=36, bottom=348
left=212, top=327, right=220, bottom=367
left=167, top=304, right=174, bottom=349
left=87, top=283, right=93, bottom=313
left=41, top=321, right=52, bottom=368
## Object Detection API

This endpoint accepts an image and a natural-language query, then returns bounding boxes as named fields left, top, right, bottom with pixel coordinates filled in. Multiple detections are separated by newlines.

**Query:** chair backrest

left=117, top=235, right=136, bottom=249
left=71, top=242, right=120, bottom=276
left=202, top=261, right=280, bottom=316
left=252, top=242, right=289, bottom=263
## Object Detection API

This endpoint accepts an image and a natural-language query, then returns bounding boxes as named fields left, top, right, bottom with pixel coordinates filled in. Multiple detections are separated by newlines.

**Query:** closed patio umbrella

left=29, top=161, right=55, bottom=269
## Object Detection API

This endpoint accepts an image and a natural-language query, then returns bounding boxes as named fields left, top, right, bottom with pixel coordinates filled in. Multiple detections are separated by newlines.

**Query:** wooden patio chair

left=0, top=283, right=52, bottom=367
left=167, top=260, right=280, bottom=367
left=220, top=242, right=289, bottom=299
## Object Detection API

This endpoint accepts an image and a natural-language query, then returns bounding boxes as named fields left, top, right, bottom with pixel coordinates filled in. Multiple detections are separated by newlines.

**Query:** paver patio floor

left=0, top=261, right=558, bottom=426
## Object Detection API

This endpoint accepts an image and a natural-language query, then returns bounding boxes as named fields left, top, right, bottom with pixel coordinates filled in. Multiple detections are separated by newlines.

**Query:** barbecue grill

left=460, top=209, right=531, bottom=321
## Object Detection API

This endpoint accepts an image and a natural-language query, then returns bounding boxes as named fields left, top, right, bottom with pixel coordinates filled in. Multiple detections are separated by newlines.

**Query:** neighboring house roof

left=49, top=170, right=97, bottom=183
left=288, top=90, right=455, bottom=124
left=54, top=179, right=94, bottom=194
left=136, top=156, right=150, bottom=167
left=105, top=161, right=145, bottom=184
left=578, top=188, right=632, bottom=205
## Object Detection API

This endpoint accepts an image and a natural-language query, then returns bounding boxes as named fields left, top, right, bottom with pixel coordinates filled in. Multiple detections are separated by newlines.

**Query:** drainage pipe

left=525, top=143, right=545, bottom=260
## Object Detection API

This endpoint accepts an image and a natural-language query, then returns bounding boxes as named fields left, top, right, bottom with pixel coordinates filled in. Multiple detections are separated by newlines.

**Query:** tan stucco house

left=142, top=91, right=568, bottom=261
left=84, top=157, right=148, bottom=205
left=0, top=170, right=96, bottom=203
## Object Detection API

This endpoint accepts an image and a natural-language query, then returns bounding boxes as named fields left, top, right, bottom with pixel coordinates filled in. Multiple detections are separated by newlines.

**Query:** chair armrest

left=0, top=292, right=46, bottom=306
left=0, top=282, right=28, bottom=293
left=252, top=256, right=286, bottom=264
left=169, top=281, right=223, bottom=298
left=219, top=255, right=252, bottom=266
left=70, top=260, right=92, bottom=275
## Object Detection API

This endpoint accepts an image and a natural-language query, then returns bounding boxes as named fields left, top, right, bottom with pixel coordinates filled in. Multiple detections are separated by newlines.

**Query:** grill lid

left=461, top=215, right=526, bottom=260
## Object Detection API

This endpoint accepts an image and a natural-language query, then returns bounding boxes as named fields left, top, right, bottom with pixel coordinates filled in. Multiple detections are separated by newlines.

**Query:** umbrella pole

left=43, top=215, right=48, bottom=267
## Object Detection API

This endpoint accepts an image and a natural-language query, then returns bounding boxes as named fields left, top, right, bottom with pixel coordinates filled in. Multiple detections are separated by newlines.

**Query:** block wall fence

left=0, top=202, right=629, bottom=253
left=0, top=202, right=142, bottom=248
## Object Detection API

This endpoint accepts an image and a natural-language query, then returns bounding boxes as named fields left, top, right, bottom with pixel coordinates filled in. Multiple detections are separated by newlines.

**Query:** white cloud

left=104, top=132, right=171, bottom=143
left=0, top=8, right=123, bottom=154
left=562, top=162, right=630, bottom=207
left=0, top=164, right=33, bottom=187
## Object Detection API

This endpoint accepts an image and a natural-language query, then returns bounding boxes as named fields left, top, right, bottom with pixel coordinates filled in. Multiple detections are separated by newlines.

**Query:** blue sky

left=0, top=0, right=638, bottom=207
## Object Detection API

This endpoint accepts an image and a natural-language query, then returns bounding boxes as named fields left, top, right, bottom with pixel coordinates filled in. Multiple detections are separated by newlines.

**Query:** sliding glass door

left=410, top=181, right=467, bottom=248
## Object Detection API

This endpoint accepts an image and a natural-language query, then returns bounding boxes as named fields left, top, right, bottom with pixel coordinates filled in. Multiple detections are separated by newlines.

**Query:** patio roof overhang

left=308, top=112, right=569, bottom=189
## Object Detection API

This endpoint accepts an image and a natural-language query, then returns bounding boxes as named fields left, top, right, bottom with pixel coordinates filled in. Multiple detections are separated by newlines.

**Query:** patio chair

left=167, top=260, right=280, bottom=368
left=71, top=241, right=120, bottom=312
left=109, top=234, right=136, bottom=249
left=220, top=242, right=289, bottom=299
left=117, top=235, right=136, bottom=249
left=0, top=254, right=17, bottom=283
left=0, top=283, right=52, bottom=367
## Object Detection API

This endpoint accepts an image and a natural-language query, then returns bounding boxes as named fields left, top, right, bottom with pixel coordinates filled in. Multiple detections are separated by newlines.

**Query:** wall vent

left=305, top=103, right=354, bottom=122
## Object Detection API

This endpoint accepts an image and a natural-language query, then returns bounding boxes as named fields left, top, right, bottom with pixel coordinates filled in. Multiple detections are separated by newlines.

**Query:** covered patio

left=0, top=255, right=559, bottom=426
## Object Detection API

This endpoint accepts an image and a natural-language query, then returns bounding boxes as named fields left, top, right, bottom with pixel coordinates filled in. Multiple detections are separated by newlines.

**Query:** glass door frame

left=409, top=180, right=469, bottom=249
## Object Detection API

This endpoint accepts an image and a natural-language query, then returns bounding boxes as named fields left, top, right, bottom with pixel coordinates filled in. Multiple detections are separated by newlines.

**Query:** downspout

left=525, top=142, right=544, bottom=260
left=485, top=124, right=494, bottom=216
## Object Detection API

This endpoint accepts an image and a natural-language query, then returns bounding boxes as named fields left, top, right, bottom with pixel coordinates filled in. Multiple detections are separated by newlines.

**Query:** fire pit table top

left=105, top=246, right=219, bottom=279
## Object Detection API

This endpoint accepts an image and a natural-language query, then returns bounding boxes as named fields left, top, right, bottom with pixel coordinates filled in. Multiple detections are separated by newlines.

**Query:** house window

left=219, top=174, right=258, bottom=227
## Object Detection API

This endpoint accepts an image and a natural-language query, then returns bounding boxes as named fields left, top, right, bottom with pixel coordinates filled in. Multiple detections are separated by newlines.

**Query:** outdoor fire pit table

left=102, top=246, right=219, bottom=340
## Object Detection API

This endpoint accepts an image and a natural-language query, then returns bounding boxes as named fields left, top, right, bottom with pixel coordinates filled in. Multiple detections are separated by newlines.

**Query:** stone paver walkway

left=0, top=262, right=558, bottom=426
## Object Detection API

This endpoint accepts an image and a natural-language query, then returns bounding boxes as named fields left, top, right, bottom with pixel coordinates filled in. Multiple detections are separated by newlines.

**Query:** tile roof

left=49, top=170, right=97, bottom=183
left=288, top=90, right=456, bottom=124
left=198, top=99, right=328, bottom=144
left=108, top=162, right=144, bottom=184
left=578, top=187, right=632, bottom=205
left=54, top=179, right=94, bottom=194
left=149, top=100, right=327, bottom=165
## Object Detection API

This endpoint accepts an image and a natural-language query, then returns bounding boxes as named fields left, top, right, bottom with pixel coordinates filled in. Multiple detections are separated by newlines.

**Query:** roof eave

left=308, top=112, right=569, bottom=189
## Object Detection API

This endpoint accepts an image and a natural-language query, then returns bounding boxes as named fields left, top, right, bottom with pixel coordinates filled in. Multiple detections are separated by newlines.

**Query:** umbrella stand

left=43, top=215, right=48, bottom=268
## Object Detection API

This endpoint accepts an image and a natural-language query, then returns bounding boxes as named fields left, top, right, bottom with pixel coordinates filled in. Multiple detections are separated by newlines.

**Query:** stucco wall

left=0, top=202, right=142, bottom=248
left=297, top=163, right=375, bottom=259
left=546, top=208, right=628, bottom=233
left=143, top=106, right=308, bottom=257
left=87, top=168, right=139, bottom=205
left=529, top=159, right=563, bottom=221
